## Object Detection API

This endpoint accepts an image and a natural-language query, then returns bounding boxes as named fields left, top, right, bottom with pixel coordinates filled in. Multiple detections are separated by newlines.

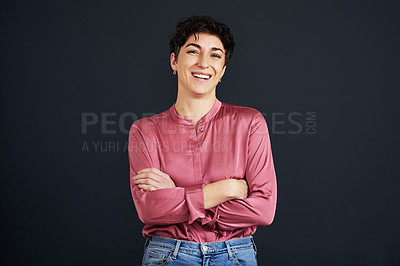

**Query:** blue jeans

left=142, top=235, right=258, bottom=265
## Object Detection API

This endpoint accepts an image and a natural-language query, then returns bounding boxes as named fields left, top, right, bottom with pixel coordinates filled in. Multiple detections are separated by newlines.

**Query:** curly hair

left=169, top=16, right=235, bottom=66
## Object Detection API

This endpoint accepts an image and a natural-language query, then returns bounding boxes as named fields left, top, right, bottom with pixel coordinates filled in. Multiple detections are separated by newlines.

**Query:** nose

left=197, top=53, right=209, bottom=68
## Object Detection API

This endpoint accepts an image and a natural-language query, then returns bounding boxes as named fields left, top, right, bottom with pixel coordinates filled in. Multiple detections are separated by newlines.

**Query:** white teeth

left=193, top=73, right=210, bottom=79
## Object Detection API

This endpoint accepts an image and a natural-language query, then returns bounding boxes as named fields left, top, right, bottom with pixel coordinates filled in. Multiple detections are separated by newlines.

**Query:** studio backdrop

left=1, top=0, right=399, bottom=265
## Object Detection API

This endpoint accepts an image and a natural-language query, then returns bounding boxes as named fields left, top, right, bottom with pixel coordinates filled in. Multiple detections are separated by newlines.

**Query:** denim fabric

left=141, top=236, right=257, bottom=266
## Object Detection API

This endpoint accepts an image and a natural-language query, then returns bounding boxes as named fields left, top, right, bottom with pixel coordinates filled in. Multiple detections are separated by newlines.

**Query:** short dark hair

left=169, top=16, right=235, bottom=66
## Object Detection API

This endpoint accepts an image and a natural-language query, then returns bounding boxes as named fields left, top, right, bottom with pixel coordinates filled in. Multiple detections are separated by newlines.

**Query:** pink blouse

left=128, top=98, right=277, bottom=243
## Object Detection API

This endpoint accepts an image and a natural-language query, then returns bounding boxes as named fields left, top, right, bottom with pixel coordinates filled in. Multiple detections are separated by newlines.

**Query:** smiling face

left=170, top=33, right=226, bottom=98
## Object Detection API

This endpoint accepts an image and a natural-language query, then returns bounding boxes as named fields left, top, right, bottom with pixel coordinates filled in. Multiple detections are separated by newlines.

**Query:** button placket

left=198, top=119, right=204, bottom=133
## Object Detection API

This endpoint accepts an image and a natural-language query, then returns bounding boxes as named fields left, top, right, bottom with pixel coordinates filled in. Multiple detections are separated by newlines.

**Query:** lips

left=191, top=72, right=211, bottom=80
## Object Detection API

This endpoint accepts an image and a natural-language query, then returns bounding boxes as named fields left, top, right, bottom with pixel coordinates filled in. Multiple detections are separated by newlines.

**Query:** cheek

left=177, top=61, right=192, bottom=71
left=216, top=67, right=225, bottom=76
left=213, top=62, right=225, bottom=73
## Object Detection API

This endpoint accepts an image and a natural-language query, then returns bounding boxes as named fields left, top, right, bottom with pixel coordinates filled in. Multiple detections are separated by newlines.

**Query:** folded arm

left=203, top=112, right=277, bottom=231
left=129, top=124, right=247, bottom=225
left=129, top=112, right=276, bottom=230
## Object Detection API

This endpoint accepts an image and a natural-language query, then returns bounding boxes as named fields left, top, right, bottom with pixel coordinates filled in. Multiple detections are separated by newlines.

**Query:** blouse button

left=200, top=128, right=204, bottom=132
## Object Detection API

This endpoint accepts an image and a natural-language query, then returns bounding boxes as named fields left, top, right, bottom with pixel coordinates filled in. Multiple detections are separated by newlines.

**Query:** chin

left=190, top=87, right=213, bottom=96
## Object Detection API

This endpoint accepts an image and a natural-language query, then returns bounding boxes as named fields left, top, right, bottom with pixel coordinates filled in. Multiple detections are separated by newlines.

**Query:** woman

left=129, top=16, right=277, bottom=265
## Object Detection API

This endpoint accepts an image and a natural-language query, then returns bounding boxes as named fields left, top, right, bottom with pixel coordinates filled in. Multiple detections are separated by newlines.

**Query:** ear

left=170, top=53, right=177, bottom=71
left=220, top=65, right=227, bottom=79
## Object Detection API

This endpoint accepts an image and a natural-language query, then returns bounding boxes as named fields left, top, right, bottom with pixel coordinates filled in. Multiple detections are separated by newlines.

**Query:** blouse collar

left=168, top=98, right=222, bottom=125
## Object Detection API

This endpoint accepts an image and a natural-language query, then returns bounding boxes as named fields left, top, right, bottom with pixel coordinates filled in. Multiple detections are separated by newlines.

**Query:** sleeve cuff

left=185, top=184, right=206, bottom=224
left=201, top=206, right=220, bottom=230
left=201, top=206, right=226, bottom=236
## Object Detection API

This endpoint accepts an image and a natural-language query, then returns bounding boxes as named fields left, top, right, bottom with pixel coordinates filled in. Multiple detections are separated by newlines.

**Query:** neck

left=174, top=90, right=216, bottom=127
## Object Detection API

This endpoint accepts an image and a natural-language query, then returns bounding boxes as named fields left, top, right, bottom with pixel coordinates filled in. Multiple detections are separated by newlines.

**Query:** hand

left=132, top=168, right=176, bottom=191
left=234, top=179, right=249, bottom=199
left=203, top=179, right=249, bottom=209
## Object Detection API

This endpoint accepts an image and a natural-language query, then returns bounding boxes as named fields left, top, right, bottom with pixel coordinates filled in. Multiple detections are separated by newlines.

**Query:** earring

left=173, top=70, right=176, bottom=75
left=219, top=79, right=222, bottom=83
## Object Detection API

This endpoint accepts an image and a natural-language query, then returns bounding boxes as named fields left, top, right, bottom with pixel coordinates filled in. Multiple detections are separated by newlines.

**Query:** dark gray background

left=1, top=0, right=399, bottom=265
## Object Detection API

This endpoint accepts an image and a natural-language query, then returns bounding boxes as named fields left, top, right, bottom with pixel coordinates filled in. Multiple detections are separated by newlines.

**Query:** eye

left=211, top=53, right=222, bottom=59
left=187, top=50, right=199, bottom=54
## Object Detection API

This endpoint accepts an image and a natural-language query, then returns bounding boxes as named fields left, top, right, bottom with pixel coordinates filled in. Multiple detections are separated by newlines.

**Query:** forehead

left=184, top=33, right=225, bottom=51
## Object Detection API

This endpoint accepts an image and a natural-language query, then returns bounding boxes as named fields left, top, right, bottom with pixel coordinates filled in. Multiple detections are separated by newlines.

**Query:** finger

left=146, top=168, right=166, bottom=176
left=139, top=168, right=166, bottom=176
left=137, top=184, right=157, bottom=191
left=134, top=177, right=160, bottom=188
left=133, top=171, right=161, bottom=180
left=133, top=172, right=162, bottom=183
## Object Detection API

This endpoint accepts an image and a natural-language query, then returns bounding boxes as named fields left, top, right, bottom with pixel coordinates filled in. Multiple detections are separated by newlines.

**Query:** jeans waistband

left=145, top=236, right=257, bottom=259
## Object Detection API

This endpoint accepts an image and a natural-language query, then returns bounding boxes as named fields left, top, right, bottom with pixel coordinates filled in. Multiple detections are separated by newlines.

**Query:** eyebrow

left=185, top=43, right=224, bottom=53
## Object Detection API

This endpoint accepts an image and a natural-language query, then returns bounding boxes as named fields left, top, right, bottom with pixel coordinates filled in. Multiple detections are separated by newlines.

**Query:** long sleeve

left=129, top=123, right=206, bottom=225
left=209, top=112, right=277, bottom=231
